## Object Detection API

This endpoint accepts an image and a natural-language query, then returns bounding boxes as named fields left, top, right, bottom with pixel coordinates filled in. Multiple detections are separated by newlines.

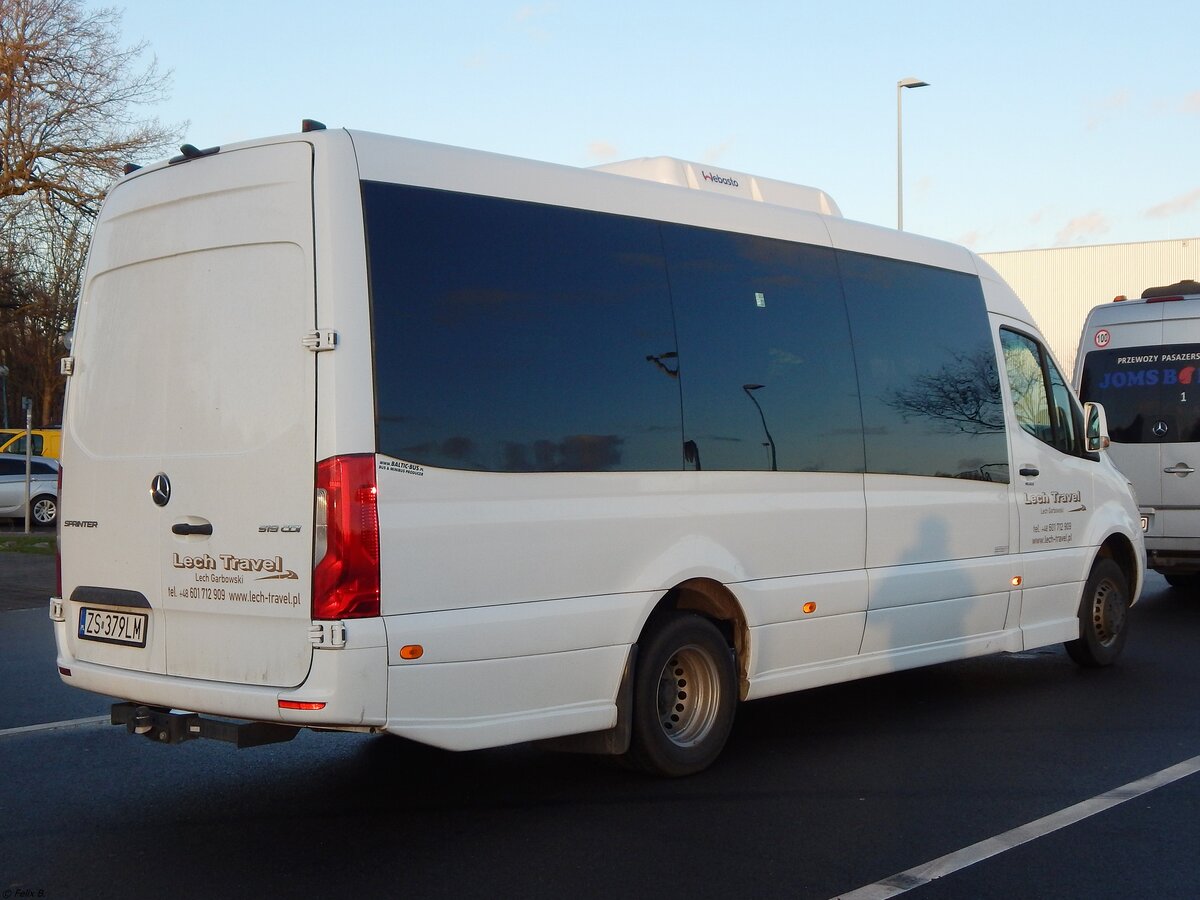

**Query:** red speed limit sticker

left=1094, top=329, right=1111, bottom=348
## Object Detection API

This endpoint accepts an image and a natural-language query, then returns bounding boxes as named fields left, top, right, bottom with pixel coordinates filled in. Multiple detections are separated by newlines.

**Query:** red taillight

left=279, top=700, right=326, bottom=711
left=312, top=454, right=380, bottom=619
left=1146, top=295, right=1184, bottom=304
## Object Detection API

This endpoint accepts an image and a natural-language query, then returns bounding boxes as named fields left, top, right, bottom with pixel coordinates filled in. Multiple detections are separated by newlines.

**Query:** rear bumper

left=51, top=605, right=388, bottom=728
left=1143, top=531, right=1200, bottom=573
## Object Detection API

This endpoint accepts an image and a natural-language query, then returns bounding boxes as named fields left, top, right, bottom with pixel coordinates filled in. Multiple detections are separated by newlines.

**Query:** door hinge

left=60, top=356, right=75, bottom=375
left=302, top=329, right=338, bottom=352
left=310, top=621, right=347, bottom=649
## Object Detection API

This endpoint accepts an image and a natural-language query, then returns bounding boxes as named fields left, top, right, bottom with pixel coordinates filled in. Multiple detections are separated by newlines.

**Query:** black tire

left=1065, top=558, right=1129, bottom=668
left=30, top=494, right=57, bottom=527
left=625, top=612, right=737, bottom=777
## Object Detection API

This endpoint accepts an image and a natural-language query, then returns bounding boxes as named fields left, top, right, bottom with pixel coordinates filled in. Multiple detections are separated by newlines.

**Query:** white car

left=0, top=455, right=59, bottom=526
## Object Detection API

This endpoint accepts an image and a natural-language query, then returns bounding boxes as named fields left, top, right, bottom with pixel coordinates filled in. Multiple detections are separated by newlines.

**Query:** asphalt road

left=0, top=548, right=54, bottom=611
left=2, top=558, right=1198, bottom=900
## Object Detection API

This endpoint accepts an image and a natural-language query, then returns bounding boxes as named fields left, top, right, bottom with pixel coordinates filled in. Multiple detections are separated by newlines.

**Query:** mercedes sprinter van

left=52, top=124, right=1144, bottom=775
left=1076, top=280, right=1200, bottom=588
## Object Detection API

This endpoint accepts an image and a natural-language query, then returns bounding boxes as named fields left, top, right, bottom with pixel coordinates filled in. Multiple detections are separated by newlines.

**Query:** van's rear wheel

left=626, top=612, right=736, bottom=777
left=1065, top=559, right=1129, bottom=667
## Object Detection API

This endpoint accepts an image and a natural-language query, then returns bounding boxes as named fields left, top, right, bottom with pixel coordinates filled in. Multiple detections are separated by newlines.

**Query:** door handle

left=1164, top=464, right=1196, bottom=477
left=172, top=523, right=213, bottom=536
left=1019, top=466, right=1040, bottom=477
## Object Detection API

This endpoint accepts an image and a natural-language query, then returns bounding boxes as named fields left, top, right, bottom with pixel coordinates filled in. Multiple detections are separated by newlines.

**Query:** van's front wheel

left=626, top=612, right=736, bottom=777
left=1065, top=559, right=1129, bottom=667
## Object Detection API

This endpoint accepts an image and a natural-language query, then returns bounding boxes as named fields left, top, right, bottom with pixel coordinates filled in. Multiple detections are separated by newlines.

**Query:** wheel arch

left=1093, top=532, right=1142, bottom=605
left=642, top=577, right=750, bottom=700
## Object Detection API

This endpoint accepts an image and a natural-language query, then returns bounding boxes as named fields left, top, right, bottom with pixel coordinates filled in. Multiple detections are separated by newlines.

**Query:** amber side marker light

left=400, top=645, right=424, bottom=660
left=1011, top=576, right=1023, bottom=587
left=802, top=602, right=818, bottom=615
left=278, top=700, right=326, bottom=711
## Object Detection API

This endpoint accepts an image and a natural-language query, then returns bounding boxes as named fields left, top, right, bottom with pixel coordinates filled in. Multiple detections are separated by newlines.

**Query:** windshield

left=1079, top=343, right=1200, bottom=443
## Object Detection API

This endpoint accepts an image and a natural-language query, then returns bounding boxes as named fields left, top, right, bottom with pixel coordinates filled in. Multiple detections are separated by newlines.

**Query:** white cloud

left=514, top=3, right=555, bottom=38
left=1086, top=90, right=1131, bottom=131
left=587, top=140, right=618, bottom=161
left=1055, top=211, right=1109, bottom=245
left=1145, top=187, right=1200, bottom=219
left=702, top=141, right=734, bottom=165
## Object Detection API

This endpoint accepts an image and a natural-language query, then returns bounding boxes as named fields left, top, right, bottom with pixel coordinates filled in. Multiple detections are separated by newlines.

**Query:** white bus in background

left=51, top=124, right=1144, bottom=776
left=1076, top=280, right=1200, bottom=589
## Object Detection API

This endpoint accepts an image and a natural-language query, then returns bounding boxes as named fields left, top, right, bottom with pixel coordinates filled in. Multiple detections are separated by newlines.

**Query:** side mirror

left=1084, top=401, right=1111, bottom=452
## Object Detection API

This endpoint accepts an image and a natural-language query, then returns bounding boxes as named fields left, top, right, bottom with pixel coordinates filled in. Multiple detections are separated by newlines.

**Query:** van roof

left=590, top=157, right=842, bottom=217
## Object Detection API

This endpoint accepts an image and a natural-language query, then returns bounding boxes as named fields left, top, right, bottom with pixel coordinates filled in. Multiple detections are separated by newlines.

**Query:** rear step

left=111, top=702, right=299, bottom=748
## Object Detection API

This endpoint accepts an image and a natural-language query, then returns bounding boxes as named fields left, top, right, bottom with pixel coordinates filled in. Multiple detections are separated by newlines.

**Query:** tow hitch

left=111, top=702, right=300, bottom=748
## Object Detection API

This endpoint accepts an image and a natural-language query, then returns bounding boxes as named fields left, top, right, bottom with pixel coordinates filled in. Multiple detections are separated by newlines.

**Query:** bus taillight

left=313, top=454, right=380, bottom=619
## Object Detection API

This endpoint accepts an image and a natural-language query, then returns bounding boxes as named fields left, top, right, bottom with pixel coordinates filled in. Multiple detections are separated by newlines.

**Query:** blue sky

left=104, top=0, right=1200, bottom=252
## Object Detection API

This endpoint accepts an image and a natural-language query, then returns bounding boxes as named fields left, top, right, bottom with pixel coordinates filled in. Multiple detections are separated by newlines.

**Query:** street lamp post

left=897, top=77, right=929, bottom=231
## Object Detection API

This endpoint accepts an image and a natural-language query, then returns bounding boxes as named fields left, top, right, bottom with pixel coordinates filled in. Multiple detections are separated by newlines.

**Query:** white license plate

left=78, top=607, right=148, bottom=647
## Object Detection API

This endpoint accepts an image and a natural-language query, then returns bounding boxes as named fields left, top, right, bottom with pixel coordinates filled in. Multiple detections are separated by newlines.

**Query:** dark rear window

left=0, top=459, right=56, bottom=476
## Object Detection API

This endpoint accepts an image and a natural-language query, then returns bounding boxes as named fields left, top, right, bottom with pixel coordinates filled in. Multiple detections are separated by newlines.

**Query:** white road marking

left=835, top=754, right=1200, bottom=899
left=0, top=715, right=109, bottom=738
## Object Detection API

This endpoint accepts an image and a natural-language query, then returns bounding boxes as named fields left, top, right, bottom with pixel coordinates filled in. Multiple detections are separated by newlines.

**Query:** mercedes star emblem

left=1153, top=421, right=1169, bottom=438
left=151, top=472, right=172, bottom=507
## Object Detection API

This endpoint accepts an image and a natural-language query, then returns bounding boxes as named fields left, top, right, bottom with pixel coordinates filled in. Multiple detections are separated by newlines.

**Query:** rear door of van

left=61, top=142, right=317, bottom=688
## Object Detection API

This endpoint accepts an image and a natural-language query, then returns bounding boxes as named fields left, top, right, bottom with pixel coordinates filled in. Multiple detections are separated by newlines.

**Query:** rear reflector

left=279, top=700, right=326, bottom=711
left=312, top=455, right=380, bottom=619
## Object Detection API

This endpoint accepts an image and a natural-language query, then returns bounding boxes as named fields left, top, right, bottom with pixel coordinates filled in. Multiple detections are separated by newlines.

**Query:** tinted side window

left=1002, top=329, right=1086, bottom=455
left=1002, top=330, right=1053, bottom=442
left=839, top=252, right=1008, bottom=482
left=0, top=459, right=20, bottom=476
left=1079, top=343, right=1200, bottom=444
left=662, top=224, right=864, bottom=472
left=362, top=182, right=682, bottom=472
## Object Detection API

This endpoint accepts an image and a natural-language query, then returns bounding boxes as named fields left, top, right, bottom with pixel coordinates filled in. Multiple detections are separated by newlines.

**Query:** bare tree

left=1, top=0, right=182, bottom=426
left=0, top=199, right=86, bottom=424
left=886, top=346, right=1006, bottom=435
left=1, top=0, right=181, bottom=212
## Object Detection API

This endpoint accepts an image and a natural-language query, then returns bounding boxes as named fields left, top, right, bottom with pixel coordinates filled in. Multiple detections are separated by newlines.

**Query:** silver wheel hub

left=656, top=643, right=723, bottom=747
left=1091, top=578, right=1125, bottom=647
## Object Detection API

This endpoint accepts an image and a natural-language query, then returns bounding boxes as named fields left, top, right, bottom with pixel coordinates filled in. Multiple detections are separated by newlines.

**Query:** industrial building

left=981, top=237, right=1200, bottom=377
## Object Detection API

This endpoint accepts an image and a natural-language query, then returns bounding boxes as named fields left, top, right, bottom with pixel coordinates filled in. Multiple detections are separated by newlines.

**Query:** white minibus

left=1075, top=280, right=1200, bottom=589
left=52, top=123, right=1144, bottom=775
